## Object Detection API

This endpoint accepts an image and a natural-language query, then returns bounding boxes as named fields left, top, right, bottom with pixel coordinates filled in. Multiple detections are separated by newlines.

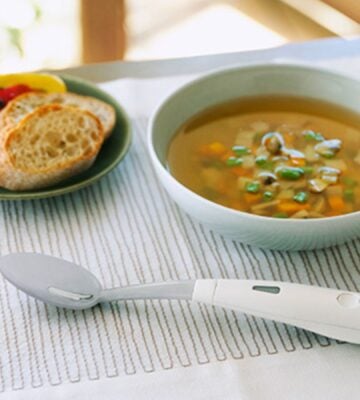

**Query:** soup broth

left=167, top=96, right=360, bottom=218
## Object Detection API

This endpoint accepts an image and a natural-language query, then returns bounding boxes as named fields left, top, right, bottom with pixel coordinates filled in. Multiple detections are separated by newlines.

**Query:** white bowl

left=148, top=62, right=360, bottom=250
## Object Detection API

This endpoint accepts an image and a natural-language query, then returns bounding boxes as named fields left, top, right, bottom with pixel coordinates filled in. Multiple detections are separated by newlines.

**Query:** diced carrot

left=230, top=167, right=247, bottom=177
left=277, top=201, right=310, bottom=213
left=328, top=196, right=345, bottom=212
left=199, top=142, right=227, bottom=157
left=244, top=193, right=262, bottom=205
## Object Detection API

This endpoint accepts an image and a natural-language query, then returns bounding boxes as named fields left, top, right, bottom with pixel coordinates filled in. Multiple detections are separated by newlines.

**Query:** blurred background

left=0, top=0, right=359, bottom=73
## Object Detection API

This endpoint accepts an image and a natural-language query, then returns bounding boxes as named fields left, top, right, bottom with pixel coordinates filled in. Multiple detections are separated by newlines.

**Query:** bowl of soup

left=148, top=62, right=360, bottom=250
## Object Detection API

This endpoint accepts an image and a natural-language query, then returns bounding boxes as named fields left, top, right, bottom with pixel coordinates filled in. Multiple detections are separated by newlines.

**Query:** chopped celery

left=293, top=191, right=309, bottom=204
left=255, top=155, right=274, bottom=170
left=303, top=130, right=324, bottom=142
left=226, top=157, right=243, bottom=167
left=263, top=191, right=274, bottom=201
left=246, top=181, right=260, bottom=194
left=232, top=145, right=250, bottom=156
left=255, top=155, right=267, bottom=166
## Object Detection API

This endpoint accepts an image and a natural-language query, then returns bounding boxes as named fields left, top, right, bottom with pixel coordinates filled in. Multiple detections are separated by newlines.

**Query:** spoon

left=1, top=252, right=360, bottom=344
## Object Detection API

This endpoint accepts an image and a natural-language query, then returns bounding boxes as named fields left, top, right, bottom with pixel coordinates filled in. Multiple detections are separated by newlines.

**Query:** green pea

left=343, top=177, right=358, bottom=188
left=322, top=152, right=335, bottom=159
left=344, top=189, right=354, bottom=202
left=255, top=155, right=267, bottom=166
left=293, top=191, right=308, bottom=204
left=303, top=130, right=324, bottom=142
left=255, top=155, right=274, bottom=170
left=232, top=145, right=250, bottom=156
left=276, top=166, right=304, bottom=181
left=300, top=166, right=314, bottom=175
left=263, top=191, right=274, bottom=201
left=273, top=212, right=289, bottom=218
left=226, top=156, right=243, bottom=167
left=246, top=181, right=260, bottom=194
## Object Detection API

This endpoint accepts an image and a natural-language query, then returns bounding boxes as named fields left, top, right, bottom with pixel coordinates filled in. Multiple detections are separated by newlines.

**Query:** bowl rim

left=0, top=73, right=132, bottom=200
left=147, top=60, right=360, bottom=224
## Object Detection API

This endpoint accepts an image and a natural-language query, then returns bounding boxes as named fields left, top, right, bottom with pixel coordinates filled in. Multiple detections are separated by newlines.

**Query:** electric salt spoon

left=1, top=252, right=360, bottom=344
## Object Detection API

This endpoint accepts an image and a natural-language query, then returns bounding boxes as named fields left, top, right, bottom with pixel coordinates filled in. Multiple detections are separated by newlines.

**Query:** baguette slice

left=0, top=104, right=104, bottom=191
left=1, top=91, right=115, bottom=139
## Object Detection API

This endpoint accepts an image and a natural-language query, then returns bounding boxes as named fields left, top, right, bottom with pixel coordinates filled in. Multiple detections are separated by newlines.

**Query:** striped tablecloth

left=1, top=51, right=360, bottom=399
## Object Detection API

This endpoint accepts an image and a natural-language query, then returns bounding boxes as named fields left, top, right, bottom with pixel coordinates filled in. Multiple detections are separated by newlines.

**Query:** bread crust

left=0, top=91, right=115, bottom=139
left=0, top=104, right=104, bottom=191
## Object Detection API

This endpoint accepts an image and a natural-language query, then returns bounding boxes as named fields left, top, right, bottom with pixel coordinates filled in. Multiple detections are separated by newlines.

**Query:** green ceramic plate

left=0, top=74, right=131, bottom=200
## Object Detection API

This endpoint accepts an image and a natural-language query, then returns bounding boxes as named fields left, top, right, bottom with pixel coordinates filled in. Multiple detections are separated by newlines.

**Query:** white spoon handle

left=193, top=279, right=360, bottom=344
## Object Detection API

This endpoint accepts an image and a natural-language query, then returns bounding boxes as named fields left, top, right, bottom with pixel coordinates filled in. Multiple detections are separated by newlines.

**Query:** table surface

left=3, top=36, right=360, bottom=400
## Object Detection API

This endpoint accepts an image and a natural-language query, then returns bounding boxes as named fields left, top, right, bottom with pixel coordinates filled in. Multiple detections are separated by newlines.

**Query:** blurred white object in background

left=127, top=3, right=286, bottom=59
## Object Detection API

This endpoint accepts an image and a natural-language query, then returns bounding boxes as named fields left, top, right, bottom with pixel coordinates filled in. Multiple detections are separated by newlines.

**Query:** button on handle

left=337, top=293, right=360, bottom=309
left=193, top=279, right=360, bottom=344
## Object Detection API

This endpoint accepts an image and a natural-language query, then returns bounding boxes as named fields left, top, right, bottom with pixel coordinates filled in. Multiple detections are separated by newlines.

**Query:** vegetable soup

left=167, top=96, right=360, bottom=219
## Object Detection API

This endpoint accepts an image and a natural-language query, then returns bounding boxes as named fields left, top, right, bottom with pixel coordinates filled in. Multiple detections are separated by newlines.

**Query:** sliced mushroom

left=318, top=166, right=341, bottom=175
left=272, top=155, right=289, bottom=163
left=284, top=148, right=305, bottom=159
left=284, top=148, right=306, bottom=166
left=257, top=171, right=277, bottom=185
left=261, top=132, right=284, bottom=155
left=314, top=139, right=342, bottom=158
left=318, top=166, right=341, bottom=184
left=308, top=178, right=328, bottom=193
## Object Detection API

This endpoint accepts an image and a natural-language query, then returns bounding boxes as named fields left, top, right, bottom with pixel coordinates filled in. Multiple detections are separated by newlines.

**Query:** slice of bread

left=0, top=104, right=104, bottom=191
left=0, top=91, right=115, bottom=139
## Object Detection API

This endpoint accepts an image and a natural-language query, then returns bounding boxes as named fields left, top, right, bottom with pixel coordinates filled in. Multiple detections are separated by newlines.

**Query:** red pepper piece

left=0, top=84, right=32, bottom=108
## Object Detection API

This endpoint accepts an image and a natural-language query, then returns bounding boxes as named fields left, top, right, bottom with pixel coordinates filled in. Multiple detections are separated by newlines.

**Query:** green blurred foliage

left=1, top=0, right=42, bottom=58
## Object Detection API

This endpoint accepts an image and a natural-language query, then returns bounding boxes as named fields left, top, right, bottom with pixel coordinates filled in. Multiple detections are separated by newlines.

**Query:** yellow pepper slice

left=0, top=73, right=66, bottom=93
